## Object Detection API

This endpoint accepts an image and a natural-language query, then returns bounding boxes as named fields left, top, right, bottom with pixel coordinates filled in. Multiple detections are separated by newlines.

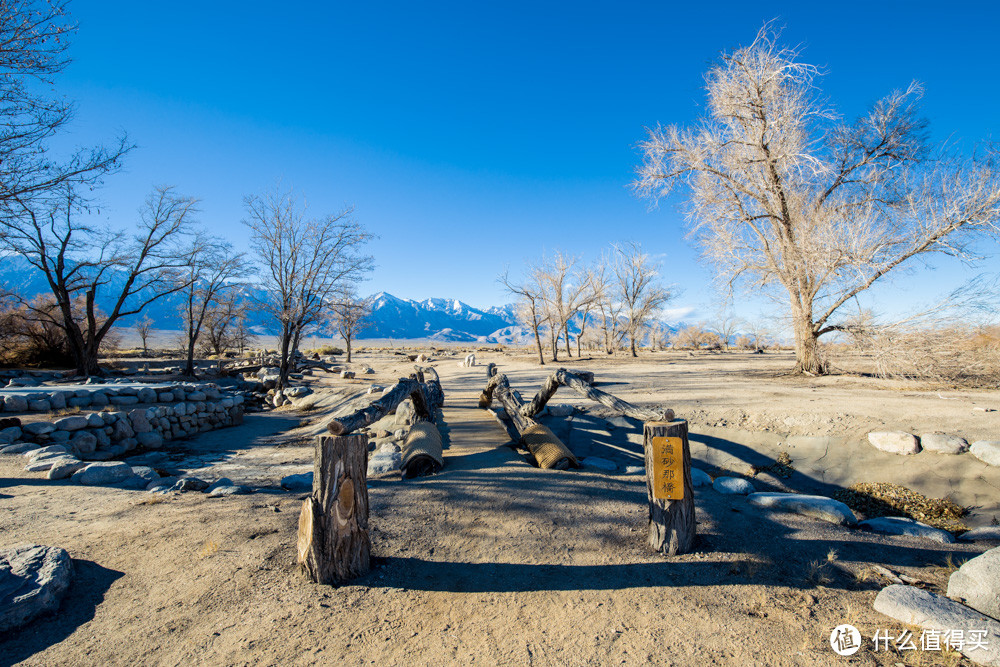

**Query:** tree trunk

left=184, top=336, right=197, bottom=376
left=345, top=333, right=352, bottom=363
left=643, top=420, right=695, bottom=556
left=630, top=332, right=638, bottom=357
left=792, top=313, right=825, bottom=374
left=563, top=323, right=572, bottom=357
left=532, top=322, right=545, bottom=366
left=278, top=323, right=292, bottom=390
left=297, top=434, right=370, bottom=584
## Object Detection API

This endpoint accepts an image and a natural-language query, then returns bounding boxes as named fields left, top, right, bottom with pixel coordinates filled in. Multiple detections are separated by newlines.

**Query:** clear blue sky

left=53, top=1, right=999, bottom=325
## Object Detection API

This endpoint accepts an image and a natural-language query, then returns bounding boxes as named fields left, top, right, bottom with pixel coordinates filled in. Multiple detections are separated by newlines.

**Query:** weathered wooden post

left=297, top=433, right=371, bottom=584
left=643, top=420, right=695, bottom=556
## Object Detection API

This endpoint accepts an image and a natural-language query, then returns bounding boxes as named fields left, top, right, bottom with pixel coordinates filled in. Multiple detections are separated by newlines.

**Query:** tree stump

left=297, top=434, right=370, bottom=584
left=643, top=420, right=695, bottom=556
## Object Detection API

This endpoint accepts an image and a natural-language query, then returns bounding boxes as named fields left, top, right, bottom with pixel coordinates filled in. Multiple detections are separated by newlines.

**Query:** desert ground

left=2, top=348, right=999, bottom=666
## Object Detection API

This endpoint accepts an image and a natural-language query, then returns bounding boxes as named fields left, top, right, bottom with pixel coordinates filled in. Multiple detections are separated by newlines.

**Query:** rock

left=130, top=466, right=160, bottom=485
left=340, top=370, right=356, bottom=380
left=71, top=461, right=134, bottom=485
left=394, top=400, right=415, bottom=426
left=712, top=476, right=755, bottom=495
left=109, top=395, right=139, bottom=406
left=363, top=367, right=375, bottom=374
left=89, top=392, right=109, bottom=408
left=22, top=422, right=55, bottom=436
left=867, top=431, right=921, bottom=455
left=26, top=445, right=69, bottom=459
left=280, top=472, right=313, bottom=492
left=874, top=584, right=1000, bottom=666
left=136, top=432, right=163, bottom=449
left=690, top=467, right=713, bottom=487
left=25, top=456, right=76, bottom=472
left=624, top=465, right=645, bottom=475
left=66, top=396, right=91, bottom=408
left=0, top=426, right=22, bottom=444
left=919, top=433, right=970, bottom=455
left=582, top=456, right=617, bottom=471
left=1, top=443, right=39, bottom=455
left=47, top=458, right=87, bottom=480
left=368, top=450, right=402, bottom=475
left=48, top=430, right=70, bottom=442
left=85, top=413, right=105, bottom=428
left=546, top=404, right=574, bottom=417
left=186, top=391, right=207, bottom=402
left=858, top=516, right=955, bottom=543
left=47, top=392, right=67, bottom=410
left=112, top=420, right=135, bottom=440
left=285, top=386, right=311, bottom=398
left=171, top=477, right=210, bottom=492
left=971, top=441, right=1000, bottom=467
left=948, top=546, right=1000, bottom=621
left=157, top=392, right=174, bottom=402
left=128, top=409, right=153, bottom=433
left=147, top=476, right=178, bottom=492
left=366, top=385, right=383, bottom=394
left=0, top=544, right=74, bottom=633
left=69, top=432, right=98, bottom=455
left=208, top=484, right=250, bottom=497
left=137, top=387, right=158, bottom=403
left=0, top=417, right=22, bottom=429
left=747, top=492, right=857, bottom=526
left=3, top=394, right=28, bottom=412
left=961, top=527, right=1000, bottom=542
left=27, top=399, right=51, bottom=412
left=604, top=415, right=632, bottom=430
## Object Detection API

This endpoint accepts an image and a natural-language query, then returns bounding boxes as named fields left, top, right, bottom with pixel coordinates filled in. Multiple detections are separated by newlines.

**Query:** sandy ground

left=2, top=349, right=999, bottom=666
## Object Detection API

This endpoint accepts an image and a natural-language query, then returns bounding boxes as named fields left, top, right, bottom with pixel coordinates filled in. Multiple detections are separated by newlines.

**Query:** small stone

left=130, top=466, right=160, bottom=485
left=691, top=467, right=713, bottom=487
left=581, top=456, right=617, bottom=471
left=919, top=433, right=969, bottom=455
left=208, top=485, right=250, bottom=497
left=71, top=461, right=134, bottom=485
left=867, top=431, right=921, bottom=455
left=747, top=492, right=857, bottom=526
left=947, top=545, right=1000, bottom=621
left=970, top=441, right=1000, bottom=467
left=171, top=477, right=210, bottom=492
left=280, top=472, right=313, bottom=492
left=859, top=516, right=955, bottom=543
left=368, top=450, right=402, bottom=475
left=0, top=544, right=74, bottom=633
left=873, top=585, right=1000, bottom=666
left=712, top=476, right=755, bottom=495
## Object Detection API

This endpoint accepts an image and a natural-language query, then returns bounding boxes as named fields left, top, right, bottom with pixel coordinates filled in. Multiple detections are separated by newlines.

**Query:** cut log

left=297, top=434, right=371, bottom=584
left=518, top=368, right=674, bottom=422
left=643, top=420, right=695, bottom=556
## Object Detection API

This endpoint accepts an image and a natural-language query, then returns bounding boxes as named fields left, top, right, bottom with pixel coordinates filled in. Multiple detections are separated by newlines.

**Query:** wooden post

left=297, top=434, right=371, bottom=584
left=643, top=420, right=695, bottom=556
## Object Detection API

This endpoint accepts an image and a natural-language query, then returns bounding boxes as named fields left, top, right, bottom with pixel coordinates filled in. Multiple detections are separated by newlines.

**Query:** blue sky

left=52, top=1, right=999, bottom=325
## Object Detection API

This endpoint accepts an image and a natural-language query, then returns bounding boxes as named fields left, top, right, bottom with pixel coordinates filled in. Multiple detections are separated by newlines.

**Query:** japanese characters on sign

left=650, top=436, right=684, bottom=500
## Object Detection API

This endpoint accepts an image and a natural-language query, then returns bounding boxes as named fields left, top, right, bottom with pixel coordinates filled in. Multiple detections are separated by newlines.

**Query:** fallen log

left=297, top=433, right=371, bottom=583
left=520, top=368, right=673, bottom=422
left=327, top=371, right=445, bottom=435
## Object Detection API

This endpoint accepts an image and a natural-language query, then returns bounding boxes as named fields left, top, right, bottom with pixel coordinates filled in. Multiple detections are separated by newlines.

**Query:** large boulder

left=53, top=415, right=88, bottom=432
left=712, top=476, right=755, bottom=495
left=3, top=394, right=28, bottom=412
left=858, top=516, right=955, bottom=543
left=747, top=492, right=857, bottom=526
left=71, top=461, right=134, bottom=486
left=69, top=432, right=98, bottom=455
left=867, top=431, right=920, bottom=455
left=971, top=441, right=1000, bottom=467
left=0, top=544, right=74, bottom=633
left=874, top=584, right=1000, bottom=666
left=47, top=458, right=88, bottom=480
left=22, top=422, right=55, bottom=437
left=948, top=546, right=1000, bottom=621
left=919, top=433, right=970, bottom=455
left=690, top=467, right=712, bottom=487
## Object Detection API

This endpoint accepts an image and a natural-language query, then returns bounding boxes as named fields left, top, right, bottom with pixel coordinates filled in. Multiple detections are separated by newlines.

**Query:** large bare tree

left=634, top=27, right=1000, bottom=374
left=178, top=237, right=244, bottom=376
left=611, top=242, right=672, bottom=357
left=0, top=1, right=131, bottom=220
left=499, top=266, right=548, bottom=365
left=243, top=187, right=374, bottom=388
left=2, top=186, right=197, bottom=375
left=536, top=251, right=592, bottom=361
left=328, top=290, right=373, bottom=363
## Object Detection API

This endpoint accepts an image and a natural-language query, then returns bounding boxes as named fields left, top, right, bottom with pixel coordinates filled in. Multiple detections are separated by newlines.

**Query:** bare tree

left=635, top=26, right=1000, bottom=374
left=134, top=314, right=153, bottom=356
left=178, top=237, right=244, bottom=376
left=329, top=290, right=373, bottom=363
left=536, top=251, right=592, bottom=360
left=611, top=242, right=672, bottom=357
left=499, top=266, right=548, bottom=365
left=2, top=186, right=197, bottom=375
left=710, top=308, right=743, bottom=351
left=0, top=1, right=131, bottom=222
left=243, top=187, right=374, bottom=389
left=202, top=287, right=245, bottom=355
left=591, top=258, right=626, bottom=355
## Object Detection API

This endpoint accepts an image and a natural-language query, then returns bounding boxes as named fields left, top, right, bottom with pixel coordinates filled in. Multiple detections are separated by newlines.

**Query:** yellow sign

left=650, top=436, right=685, bottom=500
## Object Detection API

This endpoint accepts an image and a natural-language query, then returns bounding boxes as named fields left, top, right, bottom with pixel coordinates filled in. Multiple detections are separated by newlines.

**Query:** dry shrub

left=833, top=482, right=968, bottom=533
left=858, top=323, right=1000, bottom=385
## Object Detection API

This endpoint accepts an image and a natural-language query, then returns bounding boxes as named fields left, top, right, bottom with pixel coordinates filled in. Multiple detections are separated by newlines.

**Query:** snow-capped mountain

left=360, top=292, right=517, bottom=341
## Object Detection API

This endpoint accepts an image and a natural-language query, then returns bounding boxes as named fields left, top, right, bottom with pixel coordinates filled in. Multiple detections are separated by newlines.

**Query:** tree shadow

left=0, top=559, right=124, bottom=667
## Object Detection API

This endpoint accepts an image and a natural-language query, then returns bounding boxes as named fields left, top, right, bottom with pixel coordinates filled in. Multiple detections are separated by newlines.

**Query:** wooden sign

left=650, top=436, right=685, bottom=500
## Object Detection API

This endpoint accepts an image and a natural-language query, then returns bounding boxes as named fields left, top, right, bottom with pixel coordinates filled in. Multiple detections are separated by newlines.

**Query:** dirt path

left=1, top=354, right=996, bottom=666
